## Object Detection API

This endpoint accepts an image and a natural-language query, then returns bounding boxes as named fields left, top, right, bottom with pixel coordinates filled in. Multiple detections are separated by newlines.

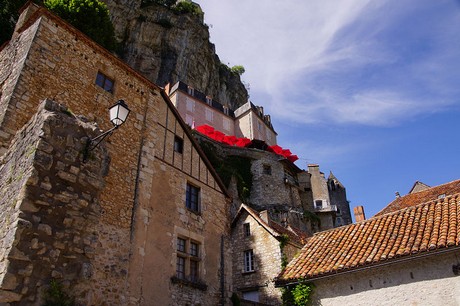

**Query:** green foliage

left=281, top=282, right=314, bottom=306
left=42, top=279, right=75, bottom=306
left=230, top=292, right=241, bottom=306
left=198, top=140, right=253, bottom=202
left=0, top=0, right=29, bottom=45
left=279, top=234, right=290, bottom=269
left=173, top=0, right=203, bottom=17
left=43, top=0, right=117, bottom=51
left=231, top=65, right=245, bottom=76
left=141, top=0, right=177, bottom=8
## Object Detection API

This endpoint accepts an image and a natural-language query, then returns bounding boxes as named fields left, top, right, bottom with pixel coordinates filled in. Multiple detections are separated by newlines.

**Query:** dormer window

left=438, top=194, right=446, bottom=199
left=187, top=86, right=194, bottom=96
left=206, top=95, right=212, bottom=105
left=223, top=106, right=229, bottom=116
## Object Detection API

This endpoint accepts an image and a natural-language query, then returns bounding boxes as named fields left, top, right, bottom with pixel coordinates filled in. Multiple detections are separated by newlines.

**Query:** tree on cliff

left=43, top=0, right=118, bottom=51
left=0, top=0, right=27, bottom=45
left=0, top=0, right=117, bottom=51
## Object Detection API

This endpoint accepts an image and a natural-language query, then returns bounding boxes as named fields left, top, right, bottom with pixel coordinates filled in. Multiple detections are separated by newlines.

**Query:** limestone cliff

left=105, top=0, right=249, bottom=109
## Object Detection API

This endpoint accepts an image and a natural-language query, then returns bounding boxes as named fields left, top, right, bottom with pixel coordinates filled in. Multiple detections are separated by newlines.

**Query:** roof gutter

left=275, top=245, right=460, bottom=287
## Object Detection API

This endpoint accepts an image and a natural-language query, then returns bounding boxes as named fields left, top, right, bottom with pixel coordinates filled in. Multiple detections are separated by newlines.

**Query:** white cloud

left=199, top=0, right=460, bottom=127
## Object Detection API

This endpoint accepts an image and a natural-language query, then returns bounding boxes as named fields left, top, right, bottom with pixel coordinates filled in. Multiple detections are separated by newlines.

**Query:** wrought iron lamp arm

left=83, top=125, right=119, bottom=162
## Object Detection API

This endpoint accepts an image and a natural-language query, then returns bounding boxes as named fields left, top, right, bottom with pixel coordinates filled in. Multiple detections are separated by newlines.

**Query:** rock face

left=105, top=0, right=249, bottom=109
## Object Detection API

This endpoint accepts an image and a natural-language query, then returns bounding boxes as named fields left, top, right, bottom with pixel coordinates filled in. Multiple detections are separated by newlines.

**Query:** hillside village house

left=0, top=3, right=232, bottom=304
left=276, top=179, right=460, bottom=305
left=167, top=81, right=278, bottom=146
left=231, top=204, right=307, bottom=305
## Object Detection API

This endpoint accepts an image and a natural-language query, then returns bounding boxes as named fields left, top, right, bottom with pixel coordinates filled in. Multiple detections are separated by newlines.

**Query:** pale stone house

left=0, top=3, right=232, bottom=305
left=167, top=81, right=278, bottom=145
left=232, top=204, right=307, bottom=305
left=276, top=179, right=460, bottom=305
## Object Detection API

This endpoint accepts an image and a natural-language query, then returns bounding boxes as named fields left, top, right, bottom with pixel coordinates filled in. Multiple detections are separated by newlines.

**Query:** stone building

left=0, top=3, right=232, bottom=305
left=306, top=164, right=352, bottom=230
left=231, top=204, right=307, bottom=305
left=168, top=81, right=277, bottom=145
left=276, top=179, right=460, bottom=306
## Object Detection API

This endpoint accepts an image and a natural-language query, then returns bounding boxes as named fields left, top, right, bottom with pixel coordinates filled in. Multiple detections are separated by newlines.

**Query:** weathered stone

left=57, top=170, right=77, bottom=183
left=37, top=223, right=52, bottom=235
left=0, top=289, right=22, bottom=302
left=0, top=273, right=18, bottom=290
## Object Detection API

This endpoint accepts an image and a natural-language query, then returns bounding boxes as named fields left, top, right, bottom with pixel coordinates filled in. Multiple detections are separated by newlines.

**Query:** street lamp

left=83, top=99, right=130, bottom=162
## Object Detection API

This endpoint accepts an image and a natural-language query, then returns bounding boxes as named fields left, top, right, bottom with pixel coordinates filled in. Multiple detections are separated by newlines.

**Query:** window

left=243, top=223, right=251, bottom=237
left=190, top=259, right=199, bottom=281
left=176, top=256, right=185, bottom=279
left=177, top=237, right=186, bottom=253
left=243, top=291, right=260, bottom=302
left=315, top=200, right=323, bottom=208
left=205, top=108, right=213, bottom=122
left=185, top=114, right=194, bottom=126
left=187, top=86, right=194, bottom=96
left=95, top=71, right=114, bottom=93
left=190, top=242, right=199, bottom=257
left=186, top=98, right=195, bottom=112
left=223, top=106, right=229, bottom=116
left=176, top=237, right=201, bottom=281
left=257, top=121, right=262, bottom=131
left=186, top=183, right=200, bottom=213
left=244, top=250, right=255, bottom=272
left=223, top=118, right=231, bottom=131
left=263, top=164, right=272, bottom=175
left=174, top=136, right=184, bottom=153
left=206, top=95, right=212, bottom=105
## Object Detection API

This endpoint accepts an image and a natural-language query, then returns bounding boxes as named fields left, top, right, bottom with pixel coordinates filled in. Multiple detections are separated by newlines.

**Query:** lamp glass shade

left=109, top=100, right=130, bottom=126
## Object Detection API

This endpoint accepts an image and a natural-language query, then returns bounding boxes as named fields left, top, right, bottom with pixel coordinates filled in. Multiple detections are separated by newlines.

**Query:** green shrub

left=231, top=65, right=245, bottom=76
left=0, top=0, right=29, bottom=45
left=42, top=279, right=75, bottom=306
left=44, top=0, right=118, bottom=51
left=173, top=0, right=202, bottom=17
left=281, top=282, right=314, bottom=306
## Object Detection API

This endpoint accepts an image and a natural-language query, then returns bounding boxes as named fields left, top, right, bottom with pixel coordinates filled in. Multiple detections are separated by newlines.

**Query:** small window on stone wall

left=263, top=164, right=272, bottom=175
left=174, top=136, right=184, bottom=154
left=243, top=223, right=251, bottom=237
left=95, top=71, right=114, bottom=93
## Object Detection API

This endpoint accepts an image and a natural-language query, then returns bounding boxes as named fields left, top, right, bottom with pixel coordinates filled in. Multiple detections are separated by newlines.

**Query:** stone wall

left=0, top=99, right=108, bottom=304
left=312, top=250, right=460, bottom=306
left=231, top=211, right=283, bottom=305
left=0, top=5, right=232, bottom=305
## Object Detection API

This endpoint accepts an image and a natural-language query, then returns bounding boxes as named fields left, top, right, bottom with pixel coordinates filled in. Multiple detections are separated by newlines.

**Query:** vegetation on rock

left=42, top=279, right=75, bottom=306
left=43, top=0, right=117, bottom=51
left=0, top=0, right=28, bottom=45
left=281, top=281, right=314, bottom=306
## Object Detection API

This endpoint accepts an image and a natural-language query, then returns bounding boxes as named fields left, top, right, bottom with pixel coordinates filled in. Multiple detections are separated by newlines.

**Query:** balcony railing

left=314, top=205, right=337, bottom=212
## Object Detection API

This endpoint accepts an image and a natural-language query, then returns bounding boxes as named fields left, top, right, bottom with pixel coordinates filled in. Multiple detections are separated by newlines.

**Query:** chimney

left=354, top=206, right=366, bottom=222
left=15, top=2, right=40, bottom=33
left=164, top=82, right=170, bottom=95
left=259, top=210, right=269, bottom=223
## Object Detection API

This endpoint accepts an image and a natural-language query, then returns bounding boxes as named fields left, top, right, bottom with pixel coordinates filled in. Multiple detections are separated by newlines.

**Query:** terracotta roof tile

left=375, top=179, right=460, bottom=216
left=233, top=204, right=309, bottom=246
left=276, top=194, right=460, bottom=284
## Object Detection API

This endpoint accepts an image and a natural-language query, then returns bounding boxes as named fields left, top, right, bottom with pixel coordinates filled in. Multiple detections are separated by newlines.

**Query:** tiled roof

left=276, top=194, right=460, bottom=285
left=232, top=204, right=308, bottom=246
left=375, top=179, right=460, bottom=217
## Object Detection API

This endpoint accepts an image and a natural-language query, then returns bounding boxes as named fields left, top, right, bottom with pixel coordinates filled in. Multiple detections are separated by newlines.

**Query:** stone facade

left=307, top=164, right=352, bottom=230
left=311, top=250, right=460, bottom=306
left=168, top=81, right=277, bottom=146
left=0, top=99, right=108, bottom=304
left=0, top=4, right=231, bottom=305
left=231, top=206, right=304, bottom=305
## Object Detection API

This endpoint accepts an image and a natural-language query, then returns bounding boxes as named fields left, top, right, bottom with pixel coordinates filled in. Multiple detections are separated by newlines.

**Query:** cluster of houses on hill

left=0, top=3, right=459, bottom=306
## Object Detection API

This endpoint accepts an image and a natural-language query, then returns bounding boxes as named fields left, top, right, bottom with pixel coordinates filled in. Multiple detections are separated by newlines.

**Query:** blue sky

left=197, top=0, right=460, bottom=218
